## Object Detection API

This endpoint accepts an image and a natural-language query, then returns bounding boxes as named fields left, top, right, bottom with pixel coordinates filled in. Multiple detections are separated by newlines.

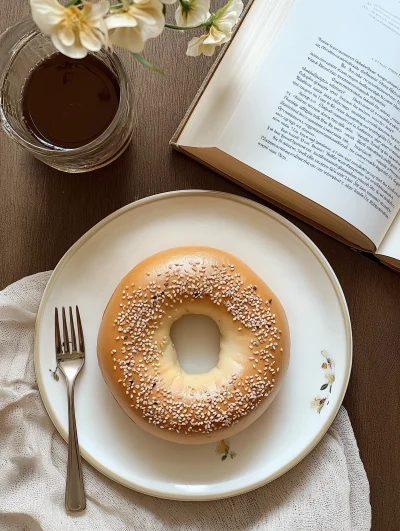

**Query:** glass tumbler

left=0, top=19, right=134, bottom=173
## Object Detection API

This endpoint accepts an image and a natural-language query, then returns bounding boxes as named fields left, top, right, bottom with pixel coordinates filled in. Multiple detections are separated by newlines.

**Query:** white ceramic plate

left=34, top=191, right=352, bottom=501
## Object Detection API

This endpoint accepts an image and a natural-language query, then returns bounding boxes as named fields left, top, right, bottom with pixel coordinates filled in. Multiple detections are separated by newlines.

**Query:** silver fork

left=55, top=306, right=86, bottom=512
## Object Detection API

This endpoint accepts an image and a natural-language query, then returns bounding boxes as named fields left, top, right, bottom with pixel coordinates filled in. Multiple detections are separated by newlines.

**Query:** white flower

left=186, top=25, right=226, bottom=56
left=311, top=397, right=322, bottom=409
left=186, top=0, right=243, bottom=57
left=175, top=0, right=210, bottom=27
left=161, top=0, right=177, bottom=3
left=325, top=372, right=335, bottom=385
left=30, top=0, right=109, bottom=59
left=106, top=0, right=165, bottom=53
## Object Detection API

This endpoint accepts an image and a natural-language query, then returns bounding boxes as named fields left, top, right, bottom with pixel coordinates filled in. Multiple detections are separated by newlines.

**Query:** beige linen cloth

left=0, top=272, right=371, bottom=531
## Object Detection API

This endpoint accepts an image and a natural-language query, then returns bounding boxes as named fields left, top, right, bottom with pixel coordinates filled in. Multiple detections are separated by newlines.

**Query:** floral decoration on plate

left=216, top=440, right=236, bottom=461
left=49, top=367, right=60, bottom=381
left=311, top=350, right=335, bottom=414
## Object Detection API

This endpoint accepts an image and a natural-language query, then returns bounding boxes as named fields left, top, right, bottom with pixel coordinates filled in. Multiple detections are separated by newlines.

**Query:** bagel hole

left=170, top=315, right=221, bottom=374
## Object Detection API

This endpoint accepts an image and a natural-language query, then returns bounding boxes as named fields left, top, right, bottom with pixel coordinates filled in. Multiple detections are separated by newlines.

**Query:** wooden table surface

left=1, top=2, right=399, bottom=529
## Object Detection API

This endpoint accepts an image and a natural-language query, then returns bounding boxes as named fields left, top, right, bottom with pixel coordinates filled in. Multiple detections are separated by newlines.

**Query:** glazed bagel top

left=97, top=247, right=290, bottom=443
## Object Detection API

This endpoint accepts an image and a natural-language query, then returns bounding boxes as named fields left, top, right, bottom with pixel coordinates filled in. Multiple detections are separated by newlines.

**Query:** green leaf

left=49, top=368, right=59, bottom=381
left=131, top=53, right=164, bottom=75
left=65, top=0, right=82, bottom=6
left=320, top=383, right=329, bottom=390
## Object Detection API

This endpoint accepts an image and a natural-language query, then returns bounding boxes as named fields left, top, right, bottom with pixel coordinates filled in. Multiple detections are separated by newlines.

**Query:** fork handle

left=65, top=380, right=86, bottom=512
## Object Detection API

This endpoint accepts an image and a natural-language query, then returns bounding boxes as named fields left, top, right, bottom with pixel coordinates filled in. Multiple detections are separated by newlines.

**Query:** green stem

left=108, top=1, right=212, bottom=31
left=165, top=22, right=209, bottom=30
left=65, top=0, right=81, bottom=6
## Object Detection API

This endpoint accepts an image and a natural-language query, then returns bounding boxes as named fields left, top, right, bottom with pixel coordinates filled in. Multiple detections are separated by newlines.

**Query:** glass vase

left=0, top=19, right=134, bottom=173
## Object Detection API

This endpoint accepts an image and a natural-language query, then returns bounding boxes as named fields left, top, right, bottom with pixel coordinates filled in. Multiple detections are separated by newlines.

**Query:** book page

left=376, top=211, right=400, bottom=260
left=218, top=0, right=400, bottom=247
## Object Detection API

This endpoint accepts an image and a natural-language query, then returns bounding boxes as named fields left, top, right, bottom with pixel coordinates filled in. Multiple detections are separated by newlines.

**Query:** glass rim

left=0, top=22, right=130, bottom=155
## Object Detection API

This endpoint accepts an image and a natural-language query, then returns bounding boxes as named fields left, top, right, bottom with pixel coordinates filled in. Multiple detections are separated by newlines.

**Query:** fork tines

left=55, top=306, right=85, bottom=357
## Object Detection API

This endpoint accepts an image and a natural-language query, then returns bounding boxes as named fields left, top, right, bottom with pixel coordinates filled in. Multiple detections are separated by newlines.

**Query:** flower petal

left=174, top=6, right=185, bottom=26
left=186, top=33, right=218, bottom=57
left=217, top=19, right=235, bottom=33
left=214, top=0, right=243, bottom=30
left=30, top=0, right=64, bottom=34
left=132, top=1, right=164, bottom=28
left=194, top=0, right=211, bottom=13
left=108, top=26, right=144, bottom=53
left=51, top=32, right=88, bottom=58
left=201, top=42, right=218, bottom=56
left=204, top=26, right=226, bottom=44
left=186, top=35, right=205, bottom=57
left=30, top=0, right=64, bottom=19
left=138, top=7, right=165, bottom=40
left=140, top=20, right=164, bottom=41
left=106, top=12, right=139, bottom=30
left=57, top=24, right=75, bottom=47
left=79, top=27, right=102, bottom=52
left=216, top=0, right=243, bottom=20
left=86, top=0, right=110, bottom=20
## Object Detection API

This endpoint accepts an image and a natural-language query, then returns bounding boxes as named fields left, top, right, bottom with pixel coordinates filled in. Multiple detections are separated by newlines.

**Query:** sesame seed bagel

left=97, top=247, right=290, bottom=444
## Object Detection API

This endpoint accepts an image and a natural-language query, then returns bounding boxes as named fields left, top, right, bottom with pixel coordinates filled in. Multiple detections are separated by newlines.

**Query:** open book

left=172, top=0, right=400, bottom=271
